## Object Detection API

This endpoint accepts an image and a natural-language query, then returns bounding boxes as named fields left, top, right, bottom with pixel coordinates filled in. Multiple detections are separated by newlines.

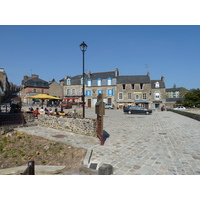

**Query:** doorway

left=88, top=99, right=91, bottom=108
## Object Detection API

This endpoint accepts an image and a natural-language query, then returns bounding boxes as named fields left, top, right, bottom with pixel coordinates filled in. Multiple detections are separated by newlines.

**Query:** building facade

left=21, top=74, right=49, bottom=104
left=0, top=68, right=11, bottom=104
left=62, top=68, right=119, bottom=107
left=150, top=75, right=166, bottom=109
left=61, top=69, right=166, bottom=110
left=116, top=74, right=151, bottom=109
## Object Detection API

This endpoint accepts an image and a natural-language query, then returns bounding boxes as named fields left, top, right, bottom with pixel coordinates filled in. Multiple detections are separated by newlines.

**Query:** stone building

left=62, top=68, right=119, bottom=108
left=116, top=73, right=151, bottom=109
left=0, top=68, right=11, bottom=104
left=150, top=75, right=166, bottom=110
left=165, top=87, right=186, bottom=108
left=49, top=79, right=63, bottom=98
left=20, top=74, right=49, bottom=104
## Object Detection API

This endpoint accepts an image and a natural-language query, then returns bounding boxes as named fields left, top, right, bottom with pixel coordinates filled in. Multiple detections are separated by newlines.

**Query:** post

left=82, top=49, right=85, bottom=118
left=95, top=94, right=105, bottom=145
left=28, top=160, right=35, bottom=175
left=80, top=41, right=87, bottom=119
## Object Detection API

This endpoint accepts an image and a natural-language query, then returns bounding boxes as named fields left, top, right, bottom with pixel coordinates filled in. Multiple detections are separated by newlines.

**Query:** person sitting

left=49, top=108, right=53, bottom=115
left=33, top=108, right=39, bottom=118
left=39, top=107, right=45, bottom=114
left=44, top=107, right=49, bottom=114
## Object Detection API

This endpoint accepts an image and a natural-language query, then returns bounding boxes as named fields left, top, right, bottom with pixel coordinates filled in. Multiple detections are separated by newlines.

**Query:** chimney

left=115, top=68, right=119, bottom=77
left=31, top=74, right=39, bottom=78
left=161, top=75, right=164, bottom=82
left=88, top=71, right=92, bottom=79
left=23, top=75, right=29, bottom=81
left=147, top=72, right=150, bottom=77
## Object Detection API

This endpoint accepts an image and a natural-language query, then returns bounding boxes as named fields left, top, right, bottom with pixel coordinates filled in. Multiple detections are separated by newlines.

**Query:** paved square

left=86, top=109, right=200, bottom=175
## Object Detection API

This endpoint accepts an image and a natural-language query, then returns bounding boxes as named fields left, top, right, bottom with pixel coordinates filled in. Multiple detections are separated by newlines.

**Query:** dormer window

left=67, top=78, right=71, bottom=85
left=107, top=77, right=112, bottom=86
left=87, top=79, right=92, bottom=87
left=97, top=78, right=102, bottom=86
left=155, top=81, right=159, bottom=88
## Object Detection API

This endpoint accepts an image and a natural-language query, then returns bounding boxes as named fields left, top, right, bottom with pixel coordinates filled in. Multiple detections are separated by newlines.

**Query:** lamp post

left=80, top=41, right=87, bottom=118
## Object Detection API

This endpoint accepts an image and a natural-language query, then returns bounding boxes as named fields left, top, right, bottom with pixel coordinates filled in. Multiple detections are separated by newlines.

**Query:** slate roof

left=64, top=70, right=117, bottom=85
left=88, top=71, right=116, bottom=80
left=117, top=75, right=150, bottom=84
left=166, top=87, right=182, bottom=92
left=151, top=80, right=165, bottom=89
left=23, top=77, right=49, bottom=88
left=166, top=97, right=184, bottom=102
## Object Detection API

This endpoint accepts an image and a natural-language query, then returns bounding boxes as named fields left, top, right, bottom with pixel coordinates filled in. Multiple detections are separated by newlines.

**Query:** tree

left=184, top=88, right=200, bottom=107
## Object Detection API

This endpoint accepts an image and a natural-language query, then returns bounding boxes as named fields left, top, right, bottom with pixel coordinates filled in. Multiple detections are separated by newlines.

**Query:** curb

left=83, top=148, right=93, bottom=165
left=0, top=165, right=66, bottom=175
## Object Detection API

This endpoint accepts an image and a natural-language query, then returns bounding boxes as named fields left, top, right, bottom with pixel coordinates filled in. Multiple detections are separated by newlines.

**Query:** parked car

left=123, top=106, right=152, bottom=115
left=105, top=103, right=114, bottom=109
left=173, top=106, right=186, bottom=110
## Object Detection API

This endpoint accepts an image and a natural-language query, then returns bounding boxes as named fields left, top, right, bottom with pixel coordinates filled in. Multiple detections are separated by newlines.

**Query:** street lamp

left=80, top=41, right=87, bottom=118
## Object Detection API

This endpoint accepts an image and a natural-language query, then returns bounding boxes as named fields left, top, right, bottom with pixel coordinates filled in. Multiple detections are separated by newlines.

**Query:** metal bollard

left=28, top=160, right=35, bottom=175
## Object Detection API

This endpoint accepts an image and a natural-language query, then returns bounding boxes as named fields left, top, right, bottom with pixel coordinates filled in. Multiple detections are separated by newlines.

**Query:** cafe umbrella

left=26, top=94, right=62, bottom=106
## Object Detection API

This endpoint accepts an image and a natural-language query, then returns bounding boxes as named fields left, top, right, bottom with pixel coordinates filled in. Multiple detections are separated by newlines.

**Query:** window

left=155, top=81, right=159, bottom=88
left=108, top=89, right=114, bottom=96
left=107, top=77, right=112, bottom=86
left=41, top=89, right=44, bottom=93
left=67, top=78, right=71, bottom=85
left=98, top=90, right=104, bottom=94
left=118, top=93, right=123, bottom=100
left=122, top=84, right=126, bottom=90
left=97, top=78, right=102, bottom=86
left=86, top=90, right=92, bottom=96
left=155, top=92, right=160, bottom=100
left=140, top=83, right=143, bottom=90
left=81, top=77, right=83, bottom=85
left=143, top=93, right=147, bottom=99
left=87, top=79, right=91, bottom=87
left=131, top=84, right=134, bottom=90
left=135, top=94, right=140, bottom=100
left=128, top=93, right=132, bottom=99
left=72, top=89, right=75, bottom=95
left=67, top=89, right=70, bottom=95
left=33, top=89, right=36, bottom=93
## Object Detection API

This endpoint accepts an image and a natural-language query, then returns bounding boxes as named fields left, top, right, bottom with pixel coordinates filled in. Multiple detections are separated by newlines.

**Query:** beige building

left=49, top=80, right=63, bottom=98
left=61, top=69, right=119, bottom=107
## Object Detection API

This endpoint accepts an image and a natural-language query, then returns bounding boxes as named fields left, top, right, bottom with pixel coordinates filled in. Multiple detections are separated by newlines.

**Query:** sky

left=0, top=25, right=200, bottom=90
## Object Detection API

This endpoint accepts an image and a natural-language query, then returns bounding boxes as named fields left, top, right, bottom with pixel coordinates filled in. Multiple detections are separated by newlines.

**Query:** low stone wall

left=23, top=112, right=35, bottom=123
left=169, top=109, right=200, bottom=121
left=37, top=115, right=97, bottom=137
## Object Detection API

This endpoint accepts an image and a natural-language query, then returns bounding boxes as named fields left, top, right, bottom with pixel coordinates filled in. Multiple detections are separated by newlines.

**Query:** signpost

left=95, top=94, right=105, bottom=145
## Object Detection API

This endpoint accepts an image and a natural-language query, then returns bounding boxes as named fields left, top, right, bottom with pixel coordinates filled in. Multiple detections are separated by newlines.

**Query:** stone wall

left=169, top=109, right=200, bottom=121
left=37, top=115, right=97, bottom=137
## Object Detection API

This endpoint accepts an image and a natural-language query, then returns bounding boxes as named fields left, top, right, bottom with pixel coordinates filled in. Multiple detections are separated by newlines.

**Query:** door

left=88, top=99, right=91, bottom=108
left=108, top=98, right=112, bottom=104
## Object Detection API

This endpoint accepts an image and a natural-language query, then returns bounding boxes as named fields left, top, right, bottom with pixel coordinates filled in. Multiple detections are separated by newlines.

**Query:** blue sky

left=0, top=25, right=200, bottom=90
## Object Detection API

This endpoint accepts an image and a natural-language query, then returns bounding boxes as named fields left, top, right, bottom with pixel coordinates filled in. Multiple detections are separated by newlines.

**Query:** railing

left=21, top=160, right=35, bottom=175
left=0, top=113, right=25, bottom=126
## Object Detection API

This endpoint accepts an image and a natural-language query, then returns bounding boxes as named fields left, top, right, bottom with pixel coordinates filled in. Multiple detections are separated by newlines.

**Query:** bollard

left=98, top=164, right=113, bottom=175
left=28, top=160, right=35, bottom=175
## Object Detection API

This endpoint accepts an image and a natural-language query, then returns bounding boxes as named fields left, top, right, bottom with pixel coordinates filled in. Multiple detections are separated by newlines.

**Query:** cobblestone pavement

left=18, top=107, right=200, bottom=175
left=86, top=109, right=200, bottom=175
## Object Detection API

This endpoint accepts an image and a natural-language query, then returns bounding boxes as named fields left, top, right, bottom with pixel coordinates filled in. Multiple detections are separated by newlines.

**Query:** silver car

left=105, top=103, right=114, bottom=109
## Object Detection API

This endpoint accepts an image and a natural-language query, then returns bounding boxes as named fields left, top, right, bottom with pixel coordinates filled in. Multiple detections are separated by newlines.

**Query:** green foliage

left=184, top=88, right=200, bottom=107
